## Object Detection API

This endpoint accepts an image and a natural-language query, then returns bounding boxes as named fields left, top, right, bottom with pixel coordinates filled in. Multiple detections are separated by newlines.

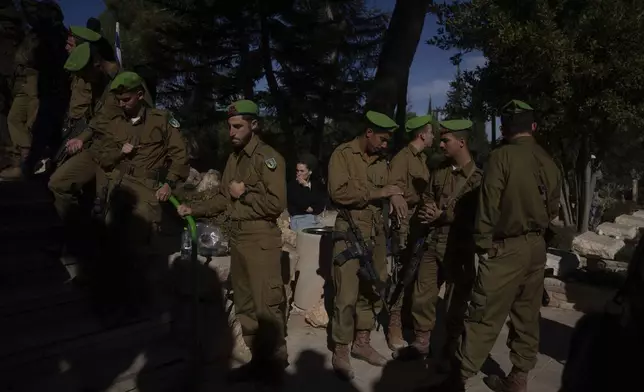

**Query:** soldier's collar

left=508, top=135, right=536, bottom=145
left=408, top=142, right=423, bottom=156
left=242, top=134, right=260, bottom=157
left=452, top=159, right=475, bottom=174
left=350, top=137, right=364, bottom=154
left=129, top=106, right=147, bottom=125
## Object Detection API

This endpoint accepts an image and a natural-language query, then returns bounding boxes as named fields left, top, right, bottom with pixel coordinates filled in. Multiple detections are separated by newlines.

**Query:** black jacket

left=287, top=179, right=327, bottom=216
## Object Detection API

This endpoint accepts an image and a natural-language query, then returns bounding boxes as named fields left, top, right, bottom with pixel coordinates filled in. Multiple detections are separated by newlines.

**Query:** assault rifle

left=334, top=209, right=389, bottom=314
left=387, top=223, right=429, bottom=309
left=53, top=117, right=87, bottom=166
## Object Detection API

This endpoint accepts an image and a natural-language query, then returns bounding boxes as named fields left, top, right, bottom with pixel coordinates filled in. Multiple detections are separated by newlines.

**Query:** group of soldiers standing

left=1, top=4, right=563, bottom=392
left=324, top=102, right=561, bottom=392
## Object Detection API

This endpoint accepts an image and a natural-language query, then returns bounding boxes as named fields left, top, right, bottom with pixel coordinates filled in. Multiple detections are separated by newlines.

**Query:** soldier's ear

left=531, top=122, right=537, bottom=132
left=250, top=119, right=259, bottom=131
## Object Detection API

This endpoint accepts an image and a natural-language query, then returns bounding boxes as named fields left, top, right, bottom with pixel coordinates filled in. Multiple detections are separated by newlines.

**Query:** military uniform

left=386, top=115, right=432, bottom=350
left=328, top=111, right=398, bottom=379
left=48, top=42, right=121, bottom=223
left=450, top=101, right=561, bottom=391
left=0, top=31, right=40, bottom=178
left=188, top=100, right=288, bottom=363
left=97, top=72, right=189, bottom=253
left=408, top=120, right=482, bottom=362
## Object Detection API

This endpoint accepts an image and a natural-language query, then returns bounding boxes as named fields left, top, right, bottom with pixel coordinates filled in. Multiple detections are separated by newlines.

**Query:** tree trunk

left=633, top=178, right=639, bottom=203
left=238, top=29, right=254, bottom=100
left=576, top=136, right=592, bottom=233
left=491, top=115, right=497, bottom=146
left=365, top=0, right=430, bottom=116
left=259, top=12, right=296, bottom=163
left=393, top=70, right=409, bottom=151
left=561, top=175, right=574, bottom=227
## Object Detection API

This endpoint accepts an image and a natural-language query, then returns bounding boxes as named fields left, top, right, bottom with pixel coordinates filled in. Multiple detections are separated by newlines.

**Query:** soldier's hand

left=156, top=183, right=171, bottom=201
left=177, top=204, right=192, bottom=217
left=390, top=194, right=408, bottom=220
left=66, top=138, right=83, bottom=154
left=306, top=206, right=313, bottom=213
left=229, top=181, right=246, bottom=199
left=418, top=203, right=439, bottom=224
left=379, top=185, right=403, bottom=199
left=121, top=143, right=134, bottom=154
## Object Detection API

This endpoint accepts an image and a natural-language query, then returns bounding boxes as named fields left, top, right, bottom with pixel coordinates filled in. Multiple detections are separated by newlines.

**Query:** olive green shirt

left=474, top=136, right=561, bottom=251
left=192, top=135, right=286, bottom=221
left=328, top=137, right=389, bottom=235
left=388, top=143, right=430, bottom=207
left=423, top=159, right=483, bottom=236
left=95, top=107, right=189, bottom=185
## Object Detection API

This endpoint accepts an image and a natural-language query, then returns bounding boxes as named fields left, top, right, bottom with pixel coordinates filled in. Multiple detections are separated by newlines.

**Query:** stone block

left=596, top=222, right=638, bottom=240
left=572, top=231, right=625, bottom=260
left=546, top=249, right=581, bottom=277
left=632, top=210, right=644, bottom=219
left=544, top=278, right=617, bottom=313
left=615, top=214, right=644, bottom=228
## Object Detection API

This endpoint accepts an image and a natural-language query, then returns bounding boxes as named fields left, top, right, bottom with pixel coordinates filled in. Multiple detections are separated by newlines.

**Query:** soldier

left=1, top=0, right=66, bottom=179
left=176, top=100, right=288, bottom=377
left=95, top=72, right=188, bottom=309
left=0, top=23, right=40, bottom=179
left=327, top=111, right=403, bottom=380
left=65, top=25, right=103, bottom=123
left=386, top=114, right=434, bottom=351
left=403, top=120, right=482, bottom=367
left=48, top=41, right=120, bottom=217
left=430, top=101, right=561, bottom=392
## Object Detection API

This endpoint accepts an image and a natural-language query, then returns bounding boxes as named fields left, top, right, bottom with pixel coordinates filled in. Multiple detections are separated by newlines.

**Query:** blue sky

left=58, top=0, right=484, bottom=114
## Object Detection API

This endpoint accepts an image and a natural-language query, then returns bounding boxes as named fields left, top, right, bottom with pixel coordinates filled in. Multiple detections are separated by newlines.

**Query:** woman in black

left=287, top=153, right=327, bottom=231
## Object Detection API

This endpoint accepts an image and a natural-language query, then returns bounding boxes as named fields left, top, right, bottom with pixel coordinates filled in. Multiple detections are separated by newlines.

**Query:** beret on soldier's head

left=439, top=119, right=473, bottom=133
left=110, top=71, right=145, bottom=92
left=70, top=25, right=102, bottom=42
left=365, top=111, right=398, bottom=132
left=64, top=42, right=91, bottom=72
left=501, top=99, right=533, bottom=115
left=405, top=114, right=433, bottom=133
left=227, top=100, right=259, bottom=117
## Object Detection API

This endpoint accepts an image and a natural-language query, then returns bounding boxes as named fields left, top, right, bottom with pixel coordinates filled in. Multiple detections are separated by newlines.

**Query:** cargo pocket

left=465, top=289, right=487, bottom=323
left=264, top=279, right=285, bottom=307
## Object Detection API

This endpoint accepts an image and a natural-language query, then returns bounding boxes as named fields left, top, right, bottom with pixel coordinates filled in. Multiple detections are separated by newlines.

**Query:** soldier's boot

left=387, top=310, right=407, bottom=351
left=332, top=344, right=354, bottom=380
left=351, top=330, right=387, bottom=366
left=393, top=330, right=430, bottom=360
left=484, top=367, right=528, bottom=392
left=0, top=148, right=28, bottom=180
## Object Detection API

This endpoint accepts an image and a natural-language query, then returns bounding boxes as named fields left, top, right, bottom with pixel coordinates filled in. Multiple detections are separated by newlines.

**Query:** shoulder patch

left=169, top=115, right=180, bottom=128
left=265, top=157, right=277, bottom=170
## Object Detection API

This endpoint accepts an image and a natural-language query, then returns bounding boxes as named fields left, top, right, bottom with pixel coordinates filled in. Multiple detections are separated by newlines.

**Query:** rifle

left=334, top=209, right=389, bottom=314
left=387, top=223, right=429, bottom=309
left=53, top=117, right=87, bottom=166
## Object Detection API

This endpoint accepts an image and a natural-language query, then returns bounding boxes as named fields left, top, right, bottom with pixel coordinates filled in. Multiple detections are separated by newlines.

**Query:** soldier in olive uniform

left=177, top=100, right=289, bottom=373
left=97, top=71, right=188, bottom=266
left=48, top=41, right=121, bottom=223
left=386, top=114, right=434, bottom=351
left=402, top=120, right=482, bottom=366
left=327, top=111, right=404, bottom=380
left=432, top=101, right=561, bottom=392
left=0, top=27, right=40, bottom=179
left=65, top=25, right=103, bottom=123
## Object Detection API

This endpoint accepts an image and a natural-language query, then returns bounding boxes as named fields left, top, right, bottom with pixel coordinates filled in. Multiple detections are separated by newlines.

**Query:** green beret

left=110, top=71, right=144, bottom=92
left=64, top=42, right=91, bottom=72
left=501, top=99, right=533, bottom=115
left=70, top=25, right=102, bottom=42
left=405, top=115, right=433, bottom=133
left=227, top=100, right=259, bottom=117
left=366, top=111, right=398, bottom=132
left=439, top=119, right=473, bottom=133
